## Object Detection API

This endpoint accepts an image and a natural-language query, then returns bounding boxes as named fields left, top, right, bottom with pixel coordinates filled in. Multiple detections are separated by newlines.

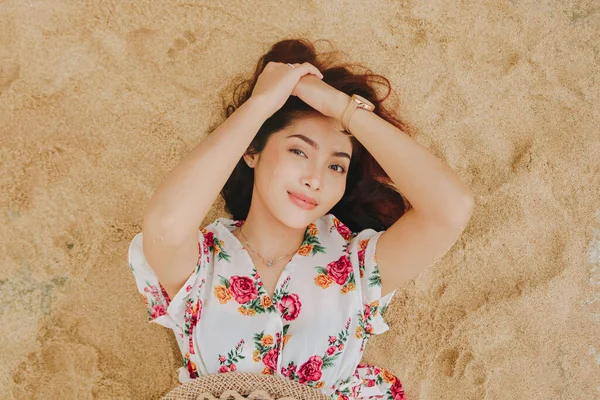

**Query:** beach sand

left=1, top=0, right=599, bottom=398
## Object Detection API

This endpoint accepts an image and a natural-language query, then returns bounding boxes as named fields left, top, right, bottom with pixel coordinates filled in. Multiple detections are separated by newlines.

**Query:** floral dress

left=128, top=213, right=406, bottom=399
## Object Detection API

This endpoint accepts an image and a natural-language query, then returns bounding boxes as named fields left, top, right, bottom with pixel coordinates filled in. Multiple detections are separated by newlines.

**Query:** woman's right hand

left=250, top=61, right=324, bottom=118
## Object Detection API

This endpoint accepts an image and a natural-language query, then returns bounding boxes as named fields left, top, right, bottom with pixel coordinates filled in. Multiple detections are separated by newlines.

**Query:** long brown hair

left=210, top=38, right=414, bottom=232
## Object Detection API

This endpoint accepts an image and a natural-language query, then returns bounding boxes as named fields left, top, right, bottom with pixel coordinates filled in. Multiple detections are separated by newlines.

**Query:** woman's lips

left=288, top=192, right=317, bottom=210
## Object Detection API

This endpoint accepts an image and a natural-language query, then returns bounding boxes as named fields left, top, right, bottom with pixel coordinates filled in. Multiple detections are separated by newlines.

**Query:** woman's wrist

left=327, top=90, right=351, bottom=122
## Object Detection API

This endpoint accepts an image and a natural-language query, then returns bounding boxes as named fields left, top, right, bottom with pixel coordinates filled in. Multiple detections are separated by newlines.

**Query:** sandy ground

left=1, top=0, right=599, bottom=399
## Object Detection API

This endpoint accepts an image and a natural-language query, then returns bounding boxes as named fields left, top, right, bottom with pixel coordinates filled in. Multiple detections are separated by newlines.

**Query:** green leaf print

left=303, top=234, right=327, bottom=255
left=315, top=266, right=328, bottom=275
left=215, top=251, right=231, bottom=263
left=321, top=353, right=340, bottom=368
left=368, top=264, right=382, bottom=287
left=218, top=275, right=230, bottom=288
left=347, top=271, right=355, bottom=285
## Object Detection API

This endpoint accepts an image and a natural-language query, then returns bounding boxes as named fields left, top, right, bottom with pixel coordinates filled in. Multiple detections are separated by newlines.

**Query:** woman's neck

left=236, top=210, right=307, bottom=261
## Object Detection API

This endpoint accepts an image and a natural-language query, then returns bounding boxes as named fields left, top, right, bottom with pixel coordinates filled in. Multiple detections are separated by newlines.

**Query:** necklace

left=238, top=225, right=300, bottom=268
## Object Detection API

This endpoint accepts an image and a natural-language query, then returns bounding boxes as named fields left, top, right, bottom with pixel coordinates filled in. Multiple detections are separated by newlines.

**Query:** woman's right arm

left=143, top=97, right=270, bottom=242
left=139, top=98, right=271, bottom=298
left=138, top=62, right=323, bottom=299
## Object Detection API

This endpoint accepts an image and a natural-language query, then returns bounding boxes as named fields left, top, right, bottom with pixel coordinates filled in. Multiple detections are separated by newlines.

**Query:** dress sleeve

left=349, top=228, right=397, bottom=335
left=127, top=229, right=209, bottom=334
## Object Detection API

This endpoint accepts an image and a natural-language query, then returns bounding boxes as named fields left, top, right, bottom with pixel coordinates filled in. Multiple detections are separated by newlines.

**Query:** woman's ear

left=243, top=153, right=257, bottom=168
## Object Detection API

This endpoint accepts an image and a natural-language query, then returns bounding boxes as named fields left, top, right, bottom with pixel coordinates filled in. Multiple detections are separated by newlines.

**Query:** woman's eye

left=289, top=148, right=346, bottom=174
left=289, top=148, right=306, bottom=157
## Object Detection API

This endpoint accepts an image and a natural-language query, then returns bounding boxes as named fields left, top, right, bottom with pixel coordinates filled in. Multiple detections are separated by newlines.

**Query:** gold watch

left=340, top=94, right=375, bottom=136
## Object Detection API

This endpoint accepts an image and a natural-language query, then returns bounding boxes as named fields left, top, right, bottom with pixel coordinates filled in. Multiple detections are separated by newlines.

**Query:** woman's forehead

left=280, top=115, right=351, bottom=149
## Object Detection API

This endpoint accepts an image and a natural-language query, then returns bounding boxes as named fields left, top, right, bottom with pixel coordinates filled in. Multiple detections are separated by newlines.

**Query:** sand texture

left=1, top=0, right=599, bottom=399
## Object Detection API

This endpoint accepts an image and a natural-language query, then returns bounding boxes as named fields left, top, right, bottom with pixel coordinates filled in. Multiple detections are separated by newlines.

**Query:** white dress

left=128, top=213, right=406, bottom=399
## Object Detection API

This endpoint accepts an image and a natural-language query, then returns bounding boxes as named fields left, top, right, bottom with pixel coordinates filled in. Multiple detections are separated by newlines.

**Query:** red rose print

left=297, top=355, right=323, bottom=384
left=390, top=378, right=406, bottom=399
left=219, top=355, right=226, bottom=363
left=366, top=379, right=375, bottom=387
left=326, top=346, right=337, bottom=356
left=229, top=363, right=237, bottom=371
left=338, top=343, right=344, bottom=351
left=188, top=337, right=194, bottom=355
left=358, top=248, right=366, bottom=267
left=365, top=304, right=371, bottom=317
left=328, top=335, right=337, bottom=344
left=204, top=232, right=215, bottom=252
left=150, top=304, right=166, bottom=319
left=262, top=348, right=279, bottom=370
left=187, top=358, right=197, bottom=378
left=159, top=283, right=171, bottom=303
left=218, top=366, right=229, bottom=373
left=335, top=221, right=352, bottom=240
left=374, top=367, right=381, bottom=375
left=326, top=255, right=353, bottom=285
left=229, top=276, right=258, bottom=304
left=190, top=301, right=202, bottom=329
left=288, top=363, right=296, bottom=373
left=278, top=294, right=302, bottom=321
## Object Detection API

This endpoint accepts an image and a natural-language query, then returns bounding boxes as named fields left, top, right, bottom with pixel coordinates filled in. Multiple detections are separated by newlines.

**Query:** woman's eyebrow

left=287, top=134, right=351, bottom=160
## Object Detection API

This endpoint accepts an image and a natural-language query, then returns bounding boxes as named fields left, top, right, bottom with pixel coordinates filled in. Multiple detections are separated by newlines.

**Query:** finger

left=300, top=62, right=324, bottom=79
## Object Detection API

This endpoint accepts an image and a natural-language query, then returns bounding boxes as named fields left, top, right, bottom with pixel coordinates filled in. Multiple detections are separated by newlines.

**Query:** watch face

left=353, top=95, right=375, bottom=109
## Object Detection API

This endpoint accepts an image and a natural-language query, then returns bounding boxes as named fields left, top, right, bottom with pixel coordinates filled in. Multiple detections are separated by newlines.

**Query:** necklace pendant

left=267, top=260, right=274, bottom=267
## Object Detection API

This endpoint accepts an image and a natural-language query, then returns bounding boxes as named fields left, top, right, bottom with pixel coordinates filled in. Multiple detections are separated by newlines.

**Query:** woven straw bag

left=161, top=372, right=332, bottom=400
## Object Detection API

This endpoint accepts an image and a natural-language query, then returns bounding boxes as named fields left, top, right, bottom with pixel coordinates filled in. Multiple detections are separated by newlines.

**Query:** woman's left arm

left=301, top=76, right=475, bottom=225
left=294, top=75, right=475, bottom=293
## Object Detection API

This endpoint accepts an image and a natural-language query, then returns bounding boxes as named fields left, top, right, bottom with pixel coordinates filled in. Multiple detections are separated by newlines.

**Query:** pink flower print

left=150, top=304, right=166, bottom=319
left=229, top=363, right=237, bottom=371
left=358, top=247, right=366, bottom=267
left=297, top=355, right=323, bottom=384
left=390, top=378, right=407, bottom=399
left=338, top=343, right=344, bottom=351
left=328, top=335, right=337, bottom=344
left=262, top=348, right=279, bottom=370
left=188, top=337, right=194, bottom=355
left=186, top=284, right=192, bottom=292
left=335, top=219, right=353, bottom=240
left=326, top=255, right=353, bottom=285
left=218, top=366, right=229, bottom=373
left=203, top=232, right=215, bottom=252
left=278, top=294, right=302, bottom=321
left=229, top=276, right=259, bottom=304
left=159, top=283, right=171, bottom=303
left=326, top=346, right=337, bottom=356
left=366, top=379, right=375, bottom=387
left=374, top=367, right=381, bottom=375
left=365, top=304, right=371, bottom=318
left=219, top=355, right=226, bottom=363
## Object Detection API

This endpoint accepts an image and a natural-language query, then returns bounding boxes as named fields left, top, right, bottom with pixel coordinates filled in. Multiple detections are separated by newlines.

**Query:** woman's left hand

left=291, top=74, right=345, bottom=120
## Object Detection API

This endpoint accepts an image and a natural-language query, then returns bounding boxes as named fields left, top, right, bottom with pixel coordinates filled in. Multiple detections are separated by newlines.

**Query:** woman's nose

left=302, top=167, right=322, bottom=191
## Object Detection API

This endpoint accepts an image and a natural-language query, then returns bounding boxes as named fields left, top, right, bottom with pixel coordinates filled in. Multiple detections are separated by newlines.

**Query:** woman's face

left=244, top=112, right=353, bottom=229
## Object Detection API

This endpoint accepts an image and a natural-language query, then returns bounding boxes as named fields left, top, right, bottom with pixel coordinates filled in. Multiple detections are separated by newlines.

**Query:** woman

left=128, top=38, right=474, bottom=399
